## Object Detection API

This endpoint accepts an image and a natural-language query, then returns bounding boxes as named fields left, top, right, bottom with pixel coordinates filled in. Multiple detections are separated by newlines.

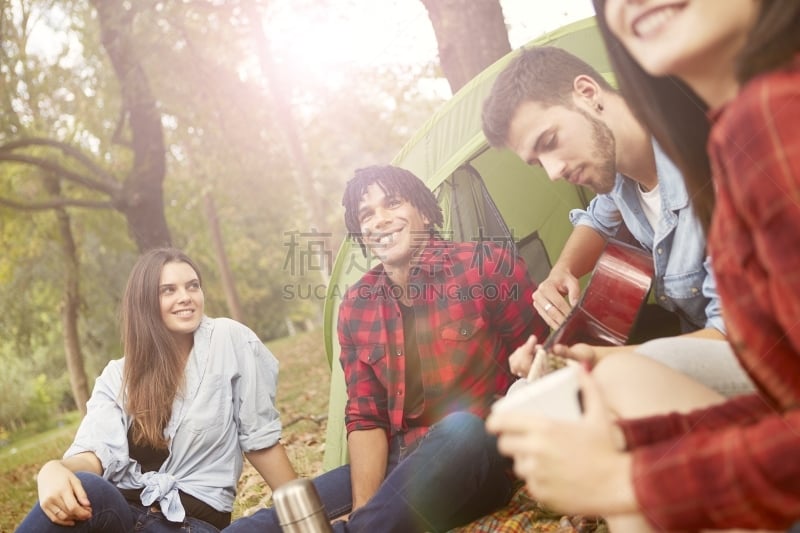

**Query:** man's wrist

left=549, top=263, right=572, bottom=278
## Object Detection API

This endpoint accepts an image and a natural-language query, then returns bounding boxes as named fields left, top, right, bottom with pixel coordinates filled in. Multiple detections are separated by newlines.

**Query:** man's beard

left=577, top=107, right=617, bottom=194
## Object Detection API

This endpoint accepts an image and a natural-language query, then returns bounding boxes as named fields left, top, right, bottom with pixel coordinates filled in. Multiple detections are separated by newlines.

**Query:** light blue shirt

left=65, top=316, right=282, bottom=522
left=569, top=142, right=724, bottom=334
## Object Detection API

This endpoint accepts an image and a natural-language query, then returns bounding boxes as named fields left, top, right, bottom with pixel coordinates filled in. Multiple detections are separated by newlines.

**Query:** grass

left=0, top=414, right=82, bottom=532
left=232, top=328, right=330, bottom=518
left=0, top=328, right=329, bottom=532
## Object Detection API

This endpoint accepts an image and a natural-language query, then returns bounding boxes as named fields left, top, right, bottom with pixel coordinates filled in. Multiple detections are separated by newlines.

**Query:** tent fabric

left=322, top=16, right=611, bottom=470
left=438, top=163, right=512, bottom=244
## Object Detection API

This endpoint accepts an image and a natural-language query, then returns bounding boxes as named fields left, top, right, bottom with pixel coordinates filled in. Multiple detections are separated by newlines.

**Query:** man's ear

left=572, top=75, right=603, bottom=110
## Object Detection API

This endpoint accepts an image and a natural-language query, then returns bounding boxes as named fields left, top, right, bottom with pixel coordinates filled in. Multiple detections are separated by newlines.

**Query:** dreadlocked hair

left=342, top=165, right=444, bottom=256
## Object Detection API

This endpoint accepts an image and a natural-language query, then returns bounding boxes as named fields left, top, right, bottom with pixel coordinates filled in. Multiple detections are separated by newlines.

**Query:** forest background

left=0, top=0, right=592, bottom=450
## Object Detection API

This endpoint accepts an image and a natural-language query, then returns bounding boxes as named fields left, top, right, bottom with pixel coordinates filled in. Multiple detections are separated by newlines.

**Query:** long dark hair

left=592, top=0, right=800, bottom=232
left=121, top=248, right=203, bottom=448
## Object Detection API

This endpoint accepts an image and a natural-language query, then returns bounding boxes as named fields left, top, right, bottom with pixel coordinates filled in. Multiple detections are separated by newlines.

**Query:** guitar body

left=545, top=239, right=654, bottom=349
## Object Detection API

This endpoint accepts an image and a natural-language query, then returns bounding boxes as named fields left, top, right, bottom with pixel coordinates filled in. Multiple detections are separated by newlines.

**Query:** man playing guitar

left=482, top=46, right=752, bottom=397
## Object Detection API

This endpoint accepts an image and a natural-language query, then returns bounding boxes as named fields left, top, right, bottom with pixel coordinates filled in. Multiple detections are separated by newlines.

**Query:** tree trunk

left=204, top=193, right=244, bottom=323
left=420, top=0, right=512, bottom=93
left=91, top=0, right=172, bottom=251
left=44, top=178, right=90, bottom=415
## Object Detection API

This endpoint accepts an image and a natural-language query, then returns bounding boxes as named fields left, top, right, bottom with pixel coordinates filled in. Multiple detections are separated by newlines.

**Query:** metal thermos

left=273, top=478, right=334, bottom=533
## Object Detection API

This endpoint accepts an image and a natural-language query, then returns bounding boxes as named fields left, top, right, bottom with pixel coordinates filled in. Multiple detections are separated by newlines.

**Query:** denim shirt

left=65, top=317, right=283, bottom=522
left=569, top=141, right=724, bottom=334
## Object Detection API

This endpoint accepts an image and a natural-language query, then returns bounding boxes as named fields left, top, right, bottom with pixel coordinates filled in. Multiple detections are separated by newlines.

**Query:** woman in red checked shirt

left=488, top=1, right=800, bottom=531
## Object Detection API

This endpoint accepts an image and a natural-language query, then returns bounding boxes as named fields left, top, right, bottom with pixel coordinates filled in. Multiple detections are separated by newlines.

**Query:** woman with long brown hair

left=17, top=248, right=297, bottom=532
left=488, top=1, right=800, bottom=531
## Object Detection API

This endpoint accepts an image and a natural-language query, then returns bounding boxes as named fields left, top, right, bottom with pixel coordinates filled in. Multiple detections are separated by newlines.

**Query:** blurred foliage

left=0, top=0, right=447, bottom=428
left=26, top=374, right=55, bottom=431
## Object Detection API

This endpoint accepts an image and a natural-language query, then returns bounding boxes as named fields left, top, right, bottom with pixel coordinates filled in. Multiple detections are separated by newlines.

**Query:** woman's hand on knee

left=37, top=460, right=93, bottom=525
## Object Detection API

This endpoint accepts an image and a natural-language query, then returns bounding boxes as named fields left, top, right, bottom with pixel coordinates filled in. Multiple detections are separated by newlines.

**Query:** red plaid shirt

left=620, top=55, right=800, bottom=530
left=338, top=239, right=546, bottom=449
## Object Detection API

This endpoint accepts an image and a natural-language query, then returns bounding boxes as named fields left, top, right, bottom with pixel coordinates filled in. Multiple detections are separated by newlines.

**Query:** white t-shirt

left=637, top=182, right=662, bottom=237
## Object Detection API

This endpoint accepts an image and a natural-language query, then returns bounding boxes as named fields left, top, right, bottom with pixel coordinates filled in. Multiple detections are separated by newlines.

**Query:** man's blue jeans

left=224, top=411, right=515, bottom=533
left=16, top=471, right=220, bottom=532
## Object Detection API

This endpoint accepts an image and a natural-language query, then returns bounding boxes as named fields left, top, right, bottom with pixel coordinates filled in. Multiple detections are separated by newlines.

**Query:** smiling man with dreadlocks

left=225, top=165, right=547, bottom=533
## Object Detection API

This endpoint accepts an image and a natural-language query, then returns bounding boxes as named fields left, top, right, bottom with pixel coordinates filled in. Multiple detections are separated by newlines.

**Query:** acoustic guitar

left=528, top=238, right=654, bottom=380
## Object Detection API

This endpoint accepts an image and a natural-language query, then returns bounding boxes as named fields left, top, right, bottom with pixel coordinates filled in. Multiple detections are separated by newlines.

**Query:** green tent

left=321, top=16, right=611, bottom=470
